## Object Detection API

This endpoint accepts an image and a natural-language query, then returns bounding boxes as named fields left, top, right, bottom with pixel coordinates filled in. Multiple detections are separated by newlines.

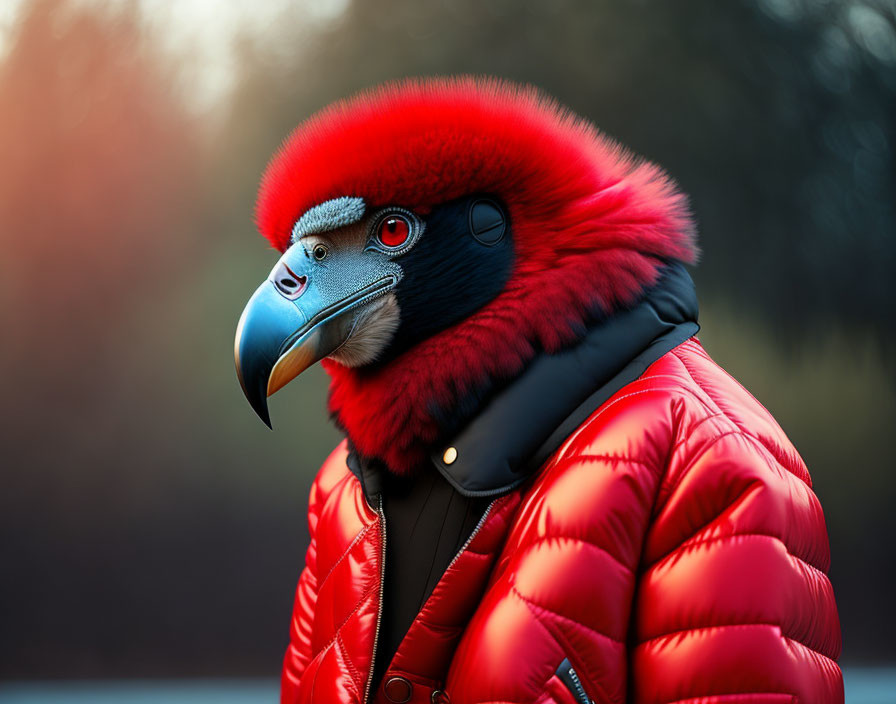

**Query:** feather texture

left=256, top=77, right=699, bottom=472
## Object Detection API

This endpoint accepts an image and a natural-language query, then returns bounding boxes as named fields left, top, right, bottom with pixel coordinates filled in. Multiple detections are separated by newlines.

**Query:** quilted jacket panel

left=282, top=339, right=843, bottom=704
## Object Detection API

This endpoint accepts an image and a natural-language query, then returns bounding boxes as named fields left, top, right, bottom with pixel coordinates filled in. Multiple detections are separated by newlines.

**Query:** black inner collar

left=348, top=261, right=699, bottom=500
left=429, top=260, right=700, bottom=496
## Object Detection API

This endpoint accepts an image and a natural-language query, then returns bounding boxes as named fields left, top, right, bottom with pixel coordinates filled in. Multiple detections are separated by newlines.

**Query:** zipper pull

left=555, top=658, right=593, bottom=704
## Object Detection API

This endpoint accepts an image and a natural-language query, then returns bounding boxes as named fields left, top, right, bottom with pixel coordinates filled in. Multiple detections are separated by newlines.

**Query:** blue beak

left=234, top=244, right=400, bottom=428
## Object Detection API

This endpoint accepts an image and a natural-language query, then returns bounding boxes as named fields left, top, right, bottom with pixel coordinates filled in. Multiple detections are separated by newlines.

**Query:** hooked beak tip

left=236, top=362, right=275, bottom=430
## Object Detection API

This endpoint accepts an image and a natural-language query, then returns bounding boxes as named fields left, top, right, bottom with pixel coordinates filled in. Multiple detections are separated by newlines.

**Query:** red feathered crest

left=256, top=77, right=698, bottom=472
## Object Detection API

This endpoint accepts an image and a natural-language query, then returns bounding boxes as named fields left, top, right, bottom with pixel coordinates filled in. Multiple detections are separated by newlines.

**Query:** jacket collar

left=430, top=261, right=699, bottom=496
left=349, top=261, right=699, bottom=499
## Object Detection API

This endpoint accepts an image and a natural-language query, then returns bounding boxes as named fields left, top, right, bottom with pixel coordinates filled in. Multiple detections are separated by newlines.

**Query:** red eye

left=378, top=215, right=410, bottom=248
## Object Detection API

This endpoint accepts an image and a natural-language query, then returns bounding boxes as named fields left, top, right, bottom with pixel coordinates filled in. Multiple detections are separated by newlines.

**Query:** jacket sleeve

left=281, top=442, right=348, bottom=701
left=630, top=419, right=844, bottom=703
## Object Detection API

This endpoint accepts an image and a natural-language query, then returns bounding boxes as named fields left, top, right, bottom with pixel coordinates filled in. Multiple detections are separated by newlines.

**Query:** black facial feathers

left=374, top=195, right=513, bottom=364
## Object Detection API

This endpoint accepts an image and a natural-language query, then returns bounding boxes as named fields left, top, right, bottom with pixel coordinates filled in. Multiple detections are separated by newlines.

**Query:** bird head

left=235, top=77, right=697, bottom=471
left=235, top=193, right=513, bottom=426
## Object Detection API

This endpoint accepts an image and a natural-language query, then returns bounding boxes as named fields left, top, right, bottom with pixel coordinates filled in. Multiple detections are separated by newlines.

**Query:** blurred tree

left=0, top=0, right=205, bottom=676
left=0, top=0, right=341, bottom=678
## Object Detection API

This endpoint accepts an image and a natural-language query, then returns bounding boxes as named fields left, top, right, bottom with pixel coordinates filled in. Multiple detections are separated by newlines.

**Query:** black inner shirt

left=348, top=448, right=490, bottom=692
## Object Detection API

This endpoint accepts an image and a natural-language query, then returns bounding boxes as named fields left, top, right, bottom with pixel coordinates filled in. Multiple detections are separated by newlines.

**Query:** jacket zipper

left=446, top=497, right=499, bottom=572
left=362, top=496, right=498, bottom=702
left=363, top=495, right=387, bottom=704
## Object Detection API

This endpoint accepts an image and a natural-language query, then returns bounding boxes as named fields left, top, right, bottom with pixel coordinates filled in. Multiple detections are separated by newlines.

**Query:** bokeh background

left=1, top=0, right=894, bottom=698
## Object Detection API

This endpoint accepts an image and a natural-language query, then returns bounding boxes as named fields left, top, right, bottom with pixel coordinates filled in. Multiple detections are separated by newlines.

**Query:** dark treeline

left=1, top=0, right=893, bottom=678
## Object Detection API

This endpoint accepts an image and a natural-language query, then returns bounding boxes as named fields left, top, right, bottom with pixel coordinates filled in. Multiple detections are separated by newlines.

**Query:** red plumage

left=255, top=77, right=699, bottom=471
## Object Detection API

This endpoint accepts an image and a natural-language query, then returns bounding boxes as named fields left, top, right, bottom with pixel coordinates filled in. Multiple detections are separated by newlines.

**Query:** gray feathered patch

left=291, top=196, right=366, bottom=244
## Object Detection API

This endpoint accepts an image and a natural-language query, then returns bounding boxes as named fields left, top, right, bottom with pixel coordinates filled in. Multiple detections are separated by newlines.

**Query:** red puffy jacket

left=281, top=337, right=842, bottom=704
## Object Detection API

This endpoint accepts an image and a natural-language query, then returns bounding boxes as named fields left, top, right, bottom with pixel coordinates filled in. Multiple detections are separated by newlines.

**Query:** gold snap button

left=442, top=446, right=458, bottom=465
left=384, top=675, right=413, bottom=703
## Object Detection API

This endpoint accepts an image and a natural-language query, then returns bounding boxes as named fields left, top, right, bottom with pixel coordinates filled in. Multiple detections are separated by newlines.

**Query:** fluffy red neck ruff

left=256, top=77, right=698, bottom=473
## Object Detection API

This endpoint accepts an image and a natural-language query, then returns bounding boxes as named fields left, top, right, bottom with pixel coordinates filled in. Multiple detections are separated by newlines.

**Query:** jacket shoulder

left=631, top=339, right=832, bottom=565
left=555, top=337, right=809, bottom=484
left=661, top=337, right=810, bottom=484
left=546, top=337, right=827, bottom=565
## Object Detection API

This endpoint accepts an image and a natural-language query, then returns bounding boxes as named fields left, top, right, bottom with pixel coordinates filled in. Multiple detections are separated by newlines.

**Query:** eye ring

left=377, top=214, right=411, bottom=248
left=311, top=243, right=329, bottom=261
left=367, top=207, right=423, bottom=256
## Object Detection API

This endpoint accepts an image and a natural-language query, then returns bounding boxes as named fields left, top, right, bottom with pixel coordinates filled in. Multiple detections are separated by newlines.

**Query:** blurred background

left=1, top=0, right=894, bottom=701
